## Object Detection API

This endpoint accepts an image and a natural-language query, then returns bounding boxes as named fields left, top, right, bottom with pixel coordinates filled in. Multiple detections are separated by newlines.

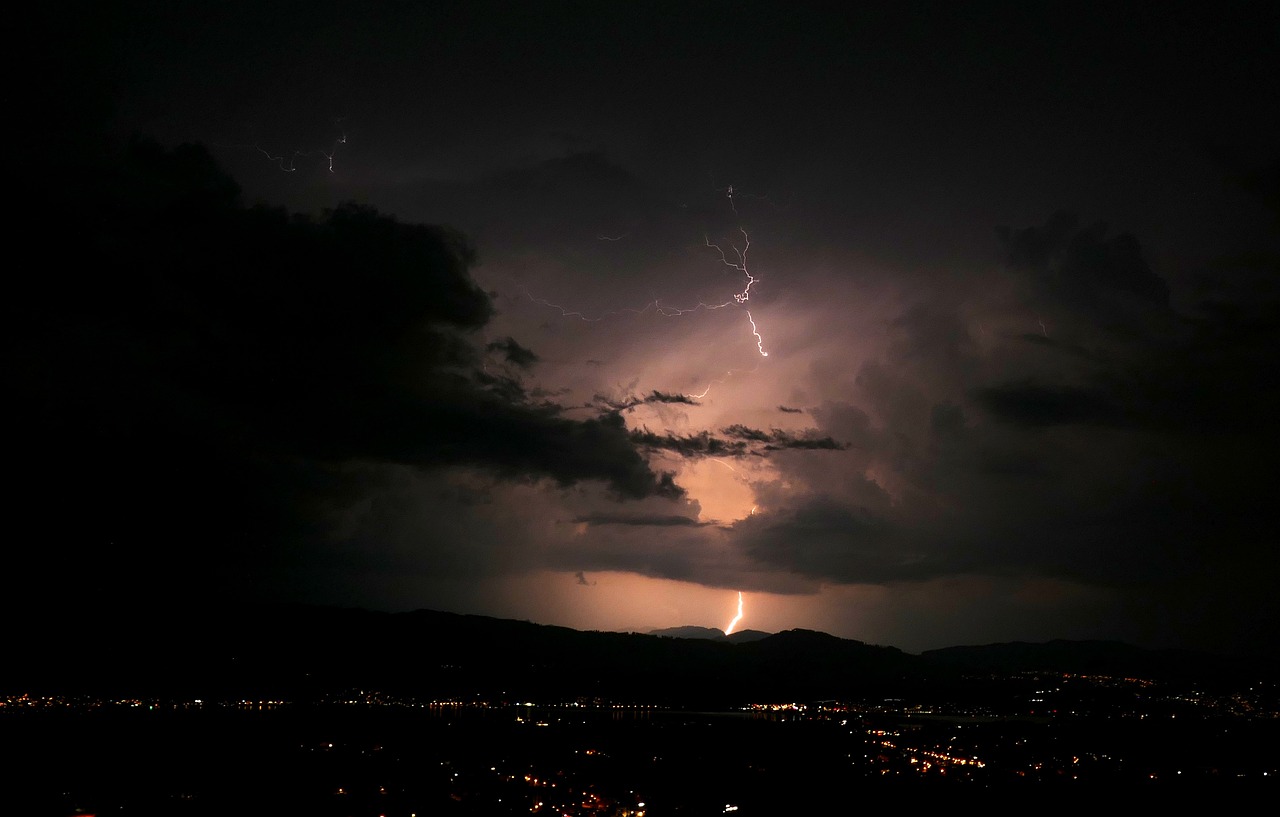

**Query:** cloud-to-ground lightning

left=745, top=310, right=768, bottom=357
left=724, top=591, right=744, bottom=635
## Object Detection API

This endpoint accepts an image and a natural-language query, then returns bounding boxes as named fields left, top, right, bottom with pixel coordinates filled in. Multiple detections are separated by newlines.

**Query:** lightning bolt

left=724, top=591, right=744, bottom=636
left=685, top=366, right=757, bottom=400
left=702, top=229, right=757, bottom=306
left=642, top=228, right=769, bottom=355
left=526, top=184, right=772, bottom=356
left=256, top=145, right=302, bottom=172
left=521, top=287, right=658, bottom=322
left=318, top=129, right=347, bottom=172
left=224, top=123, right=348, bottom=173
left=746, top=310, right=768, bottom=357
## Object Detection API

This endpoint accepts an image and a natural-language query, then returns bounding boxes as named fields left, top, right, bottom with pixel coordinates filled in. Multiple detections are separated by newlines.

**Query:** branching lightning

left=317, top=129, right=347, bottom=172
left=724, top=591, right=744, bottom=635
left=702, top=229, right=757, bottom=306
left=526, top=182, right=772, bottom=357
left=225, top=123, right=348, bottom=173
left=256, top=146, right=303, bottom=172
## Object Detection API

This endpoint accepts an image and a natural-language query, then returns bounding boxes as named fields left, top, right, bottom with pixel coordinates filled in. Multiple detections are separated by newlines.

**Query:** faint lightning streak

left=597, top=233, right=629, bottom=241
left=522, top=287, right=656, bottom=322
left=256, top=145, right=301, bottom=172
left=712, top=458, right=738, bottom=473
left=685, top=366, right=757, bottom=400
left=319, top=131, right=346, bottom=172
left=724, top=591, right=744, bottom=636
left=654, top=300, right=736, bottom=317
left=234, top=124, right=347, bottom=173
left=1038, top=316, right=1048, bottom=337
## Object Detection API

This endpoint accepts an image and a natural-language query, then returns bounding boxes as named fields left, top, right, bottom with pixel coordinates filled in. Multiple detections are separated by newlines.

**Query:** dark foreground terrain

left=7, top=699, right=1278, bottom=816
left=5, top=606, right=1277, bottom=814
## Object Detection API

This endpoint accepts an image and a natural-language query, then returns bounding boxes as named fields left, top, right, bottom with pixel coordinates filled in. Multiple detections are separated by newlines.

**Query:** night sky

left=15, top=1, right=1279, bottom=654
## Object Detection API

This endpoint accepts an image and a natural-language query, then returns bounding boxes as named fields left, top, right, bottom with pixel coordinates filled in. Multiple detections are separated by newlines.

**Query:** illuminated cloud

left=18, top=1, right=1279, bottom=655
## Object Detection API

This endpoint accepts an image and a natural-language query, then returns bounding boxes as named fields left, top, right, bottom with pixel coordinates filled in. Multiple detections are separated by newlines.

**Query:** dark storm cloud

left=999, top=212, right=1170, bottom=331
left=593, top=391, right=701, bottom=412
left=630, top=425, right=848, bottom=459
left=716, top=207, right=1280, bottom=649
left=631, top=429, right=750, bottom=458
left=735, top=498, right=919, bottom=585
left=571, top=513, right=713, bottom=529
left=6, top=137, right=684, bottom=604
left=720, top=425, right=849, bottom=452
left=976, top=383, right=1131, bottom=428
left=486, top=337, right=539, bottom=368
left=987, top=213, right=1279, bottom=435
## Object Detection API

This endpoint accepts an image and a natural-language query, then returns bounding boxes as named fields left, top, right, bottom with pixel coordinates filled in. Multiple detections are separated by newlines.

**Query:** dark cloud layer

left=7, top=137, right=681, bottom=605
left=572, top=514, right=713, bottom=529
left=593, top=391, right=701, bottom=413
left=630, top=425, right=849, bottom=459
left=486, top=337, right=539, bottom=368
left=721, top=206, right=1280, bottom=651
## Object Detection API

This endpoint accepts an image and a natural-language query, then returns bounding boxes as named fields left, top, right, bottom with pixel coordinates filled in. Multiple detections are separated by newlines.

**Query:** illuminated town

left=7, top=665, right=1278, bottom=815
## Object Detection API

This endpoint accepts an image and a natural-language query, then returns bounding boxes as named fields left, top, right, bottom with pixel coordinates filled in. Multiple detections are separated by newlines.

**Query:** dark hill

left=726, top=629, right=771, bottom=644
left=648, top=626, right=772, bottom=644
left=3, top=604, right=1259, bottom=702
